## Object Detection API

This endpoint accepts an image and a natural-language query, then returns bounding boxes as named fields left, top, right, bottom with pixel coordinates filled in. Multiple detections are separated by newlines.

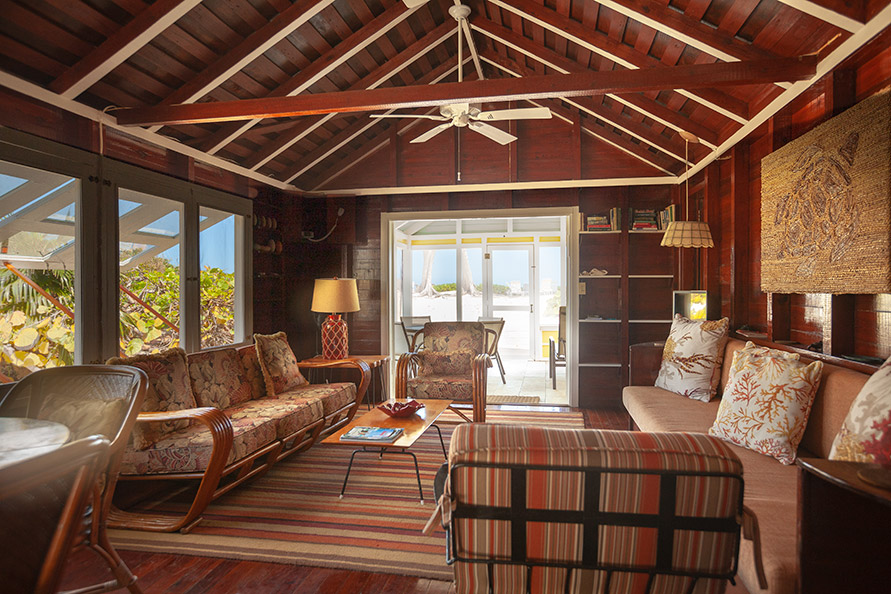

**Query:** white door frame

left=381, top=206, right=580, bottom=406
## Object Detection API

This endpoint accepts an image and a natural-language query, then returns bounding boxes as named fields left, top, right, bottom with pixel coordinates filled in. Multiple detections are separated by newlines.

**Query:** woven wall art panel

left=761, top=91, right=891, bottom=294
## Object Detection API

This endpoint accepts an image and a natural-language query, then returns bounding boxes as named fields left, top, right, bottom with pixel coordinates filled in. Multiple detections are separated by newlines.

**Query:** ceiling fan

left=374, top=3, right=552, bottom=145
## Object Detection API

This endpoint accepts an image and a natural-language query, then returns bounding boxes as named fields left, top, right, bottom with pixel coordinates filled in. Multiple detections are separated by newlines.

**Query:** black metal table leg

left=339, top=448, right=364, bottom=498
left=432, top=423, right=447, bottom=459
left=339, top=447, right=425, bottom=503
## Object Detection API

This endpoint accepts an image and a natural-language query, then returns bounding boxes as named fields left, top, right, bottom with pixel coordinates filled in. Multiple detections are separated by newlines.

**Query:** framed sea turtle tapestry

left=761, top=90, right=890, bottom=294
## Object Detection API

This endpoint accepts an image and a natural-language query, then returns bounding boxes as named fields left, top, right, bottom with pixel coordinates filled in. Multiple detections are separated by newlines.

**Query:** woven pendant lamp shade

left=661, top=221, right=715, bottom=248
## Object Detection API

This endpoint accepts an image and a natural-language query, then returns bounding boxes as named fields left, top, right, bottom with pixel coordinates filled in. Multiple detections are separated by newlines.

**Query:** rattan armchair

left=395, top=321, right=493, bottom=423
left=0, top=365, right=148, bottom=594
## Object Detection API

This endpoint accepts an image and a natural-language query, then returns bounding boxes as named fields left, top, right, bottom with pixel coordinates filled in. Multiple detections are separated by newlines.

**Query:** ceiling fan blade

left=473, top=107, right=552, bottom=121
left=410, top=122, right=453, bottom=143
left=370, top=113, right=448, bottom=121
left=468, top=121, right=517, bottom=145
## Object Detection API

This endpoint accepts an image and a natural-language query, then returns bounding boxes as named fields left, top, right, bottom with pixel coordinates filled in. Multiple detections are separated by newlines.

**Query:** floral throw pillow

left=187, top=348, right=253, bottom=409
left=418, top=349, right=475, bottom=376
left=106, top=348, right=197, bottom=450
left=655, top=315, right=730, bottom=402
left=253, top=332, right=308, bottom=396
left=829, top=354, right=891, bottom=465
left=709, top=349, right=823, bottom=464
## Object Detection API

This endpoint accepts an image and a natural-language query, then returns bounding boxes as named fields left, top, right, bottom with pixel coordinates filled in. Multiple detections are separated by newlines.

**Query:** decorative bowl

left=378, top=400, right=425, bottom=418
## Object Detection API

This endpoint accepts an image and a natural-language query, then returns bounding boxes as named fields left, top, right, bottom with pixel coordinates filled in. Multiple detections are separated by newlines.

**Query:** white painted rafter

left=775, top=0, right=863, bottom=32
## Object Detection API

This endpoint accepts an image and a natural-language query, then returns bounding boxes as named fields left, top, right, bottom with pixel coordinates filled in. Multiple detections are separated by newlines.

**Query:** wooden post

left=704, top=162, right=722, bottom=320
left=730, top=144, right=749, bottom=330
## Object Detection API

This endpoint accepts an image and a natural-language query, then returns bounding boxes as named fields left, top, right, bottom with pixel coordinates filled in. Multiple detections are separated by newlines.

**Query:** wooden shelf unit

left=577, top=189, right=676, bottom=409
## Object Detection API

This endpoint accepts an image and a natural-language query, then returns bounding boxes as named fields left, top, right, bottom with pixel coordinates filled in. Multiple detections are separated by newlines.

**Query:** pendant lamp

left=661, top=132, right=714, bottom=249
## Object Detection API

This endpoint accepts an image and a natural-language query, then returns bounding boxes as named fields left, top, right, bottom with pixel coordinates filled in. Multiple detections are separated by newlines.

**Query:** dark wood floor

left=60, top=407, right=630, bottom=594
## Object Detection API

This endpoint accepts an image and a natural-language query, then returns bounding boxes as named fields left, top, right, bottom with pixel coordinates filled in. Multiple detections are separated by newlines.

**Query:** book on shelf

left=609, top=206, right=621, bottom=231
left=340, top=426, right=404, bottom=442
left=630, top=208, right=658, bottom=230
left=586, top=214, right=610, bottom=231
left=658, top=204, right=677, bottom=230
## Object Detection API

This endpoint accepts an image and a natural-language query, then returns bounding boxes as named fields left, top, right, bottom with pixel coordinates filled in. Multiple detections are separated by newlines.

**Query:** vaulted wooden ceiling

left=1, top=0, right=889, bottom=195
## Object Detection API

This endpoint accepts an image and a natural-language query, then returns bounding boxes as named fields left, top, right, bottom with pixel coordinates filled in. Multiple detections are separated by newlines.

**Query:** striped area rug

left=109, top=409, right=585, bottom=580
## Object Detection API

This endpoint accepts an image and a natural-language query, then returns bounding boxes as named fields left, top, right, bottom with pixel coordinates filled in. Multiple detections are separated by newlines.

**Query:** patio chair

left=400, top=315, right=431, bottom=351
left=0, top=365, right=148, bottom=594
left=395, top=321, right=493, bottom=422
left=548, top=306, right=566, bottom=389
left=435, top=424, right=744, bottom=593
left=0, top=436, right=110, bottom=594
left=478, top=317, right=506, bottom=384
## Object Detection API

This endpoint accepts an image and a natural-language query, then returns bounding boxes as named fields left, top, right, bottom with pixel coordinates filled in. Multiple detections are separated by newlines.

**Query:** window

left=199, top=206, right=238, bottom=348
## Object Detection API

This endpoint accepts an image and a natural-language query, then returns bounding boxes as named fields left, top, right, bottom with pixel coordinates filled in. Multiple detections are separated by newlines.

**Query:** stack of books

left=608, top=206, right=621, bottom=231
left=658, top=204, right=677, bottom=230
left=586, top=214, right=611, bottom=231
left=630, top=208, right=659, bottom=230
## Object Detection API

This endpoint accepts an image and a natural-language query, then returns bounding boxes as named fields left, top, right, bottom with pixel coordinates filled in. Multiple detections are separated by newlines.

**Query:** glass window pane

left=119, top=189, right=181, bottom=356
left=539, top=246, right=563, bottom=327
left=200, top=206, right=237, bottom=349
left=0, top=160, right=78, bottom=376
left=410, top=248, right=456, bottom=321
left=461, top=248, right=482, bottom=321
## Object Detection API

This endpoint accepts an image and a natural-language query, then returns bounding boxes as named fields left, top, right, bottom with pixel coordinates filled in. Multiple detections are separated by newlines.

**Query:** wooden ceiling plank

left=50, top=0, right=203, bottom=98
left=244, top=22, right=457, bottom=170
left=486, top=0, right=751, bottom=122
left=473, top=18, right=720, bottom=147
left=113, top=54, right=818, bottom=125
left=197, top=0, right=421, bottom=154
left=775, top=0, right=864, bottom=32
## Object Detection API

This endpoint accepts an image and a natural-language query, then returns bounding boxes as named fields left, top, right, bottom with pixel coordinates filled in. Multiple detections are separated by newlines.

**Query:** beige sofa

left=107, top=342, right=370, bottom=533
left=623, top=338, right=871, bottom=594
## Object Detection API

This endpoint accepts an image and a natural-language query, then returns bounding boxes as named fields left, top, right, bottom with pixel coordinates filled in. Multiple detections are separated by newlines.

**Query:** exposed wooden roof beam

left=193, top=0, right=418, bottom=154
left=246, top=22, right=457, bottom=171
left=776, top=0, right=864, bottom=32
left=49, top=0, right=203, bottom=99
left=114, top=55, right=817, bottom=126
left=486, top=0, right=752, bottom=123
left=472, top=18, right=721, bottom=148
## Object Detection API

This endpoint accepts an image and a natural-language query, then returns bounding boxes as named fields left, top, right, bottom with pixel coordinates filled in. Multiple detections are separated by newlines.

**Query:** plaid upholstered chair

left=435, top=424, right=744, bottom=593
left=395, top=321, right=494, bottom=423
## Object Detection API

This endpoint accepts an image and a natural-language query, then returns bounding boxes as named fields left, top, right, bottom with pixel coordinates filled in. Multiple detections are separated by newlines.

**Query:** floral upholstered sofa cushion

left=236, top=344, right=267, bottom=400
left=418, top=349, right=475, bottom=376
left=254, top=332, right=308, bottom=396
left=107, top=348, right=197, bottom=450
left=655, top=315, right=730, bottom=402
left=187, top=348, right=253, bottom=409
left=829, top=353, right=891, bottom=464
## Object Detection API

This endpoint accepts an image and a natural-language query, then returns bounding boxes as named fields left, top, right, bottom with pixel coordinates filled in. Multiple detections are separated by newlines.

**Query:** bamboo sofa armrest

left=394, top=352, right=421, bottom=399
left=297, top=358, right=372, bottom=407
left=629, top=341, right=665, bottom=386
left=134, top=408, right=235, bottom=474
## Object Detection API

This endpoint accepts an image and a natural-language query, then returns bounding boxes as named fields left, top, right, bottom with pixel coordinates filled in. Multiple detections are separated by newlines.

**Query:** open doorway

left=382, top=208, right=576, bottom=406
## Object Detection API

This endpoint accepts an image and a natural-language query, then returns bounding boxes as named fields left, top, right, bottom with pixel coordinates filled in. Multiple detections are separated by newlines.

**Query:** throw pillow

left=740, top=341, right=800, bottom=360
left=655, top=315, right=730, bottom=402
left=253, top=331, right=308, bottom=396
left=709, top=349, right=824, bottom=464
left=236, top=344, right=267, bottom=400
left=829, top=354, right=891, bottom=465
left=106, top=348, right=197, bottom=450
left=418, top=349, right=475, bottom=376
left=187, top=348, right=253, bottom=409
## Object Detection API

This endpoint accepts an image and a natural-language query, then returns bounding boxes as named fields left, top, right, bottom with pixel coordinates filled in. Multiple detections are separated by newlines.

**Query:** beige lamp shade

left=311, top=278, right=360, bottom=313
left=661, top=221, right=715, bottom=249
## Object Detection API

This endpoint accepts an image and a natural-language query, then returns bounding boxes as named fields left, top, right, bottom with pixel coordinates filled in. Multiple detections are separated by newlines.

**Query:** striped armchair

left=437, top=424, right=744, bottom=594
left=395, top=322, right=493, bottom=423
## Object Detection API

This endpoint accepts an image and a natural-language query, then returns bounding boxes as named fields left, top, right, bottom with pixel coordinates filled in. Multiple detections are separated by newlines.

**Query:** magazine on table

left=340, top=426, right=404, bottom=442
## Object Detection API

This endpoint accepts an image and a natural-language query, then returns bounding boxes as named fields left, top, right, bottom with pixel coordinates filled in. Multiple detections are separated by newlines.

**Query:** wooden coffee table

left=322, top=399, right=451, bottom=503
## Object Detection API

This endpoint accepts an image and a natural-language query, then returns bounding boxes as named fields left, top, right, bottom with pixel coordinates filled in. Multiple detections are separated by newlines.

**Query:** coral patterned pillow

left=187, top=348, right=253, bottom=409
left=829, top=353, right=891, bottom=465
left=655, top=315, right=730, bottom=402
left=418, top=349, right=475, bottom=376
left=709, top=349, right=823, bottom=464
left=106, top=348, right=197, bottom=450
left=253, top=332, right=308, bottom=396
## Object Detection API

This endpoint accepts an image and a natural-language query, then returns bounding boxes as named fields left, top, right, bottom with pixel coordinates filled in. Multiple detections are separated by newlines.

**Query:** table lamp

left=311, top=277, right=360, bottom=359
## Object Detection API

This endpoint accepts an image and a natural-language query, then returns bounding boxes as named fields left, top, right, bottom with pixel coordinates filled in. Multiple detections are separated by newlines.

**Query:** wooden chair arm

left=395, top=353, right=421, bottom=399
left=297, top=358, right=372, bottom=407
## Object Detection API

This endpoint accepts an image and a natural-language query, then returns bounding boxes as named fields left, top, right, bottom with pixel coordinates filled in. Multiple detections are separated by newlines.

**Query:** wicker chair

left=0, top=366, right=148, bottom=594
left=395, top=321, right=493, bottom=423
left=0, top=436, right=110, bottom=594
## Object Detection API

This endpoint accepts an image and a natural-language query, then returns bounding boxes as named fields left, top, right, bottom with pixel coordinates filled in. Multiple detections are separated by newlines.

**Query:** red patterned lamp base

left=321, top=314, right=349, bottom=360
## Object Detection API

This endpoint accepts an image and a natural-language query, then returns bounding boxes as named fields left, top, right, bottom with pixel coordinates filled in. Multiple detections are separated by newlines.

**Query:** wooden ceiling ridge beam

left=477, top=48, right=687, bottom=166
left=114, top=55, right=817, bottom=126
left=472, top=19, right=721, bottom=148
left=593, top=0, right=790, bottom=89
left=49, top=0, right=203, bottom=99
left=282, top=60, right=471, bottom=184
left=775, top=0, right=865, bottom=33
left=245, top=22, right=458, bottom=171
left=194, top=0, right=421, bottom=154
left=485, top=0, right=752, bottom=123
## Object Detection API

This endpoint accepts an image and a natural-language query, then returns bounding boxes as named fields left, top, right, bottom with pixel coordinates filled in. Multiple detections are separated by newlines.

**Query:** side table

left=299, top=355, right=389, bottom=407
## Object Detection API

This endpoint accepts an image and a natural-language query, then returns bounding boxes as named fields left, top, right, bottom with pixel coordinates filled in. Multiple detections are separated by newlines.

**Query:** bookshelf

left=577, top=189, right=676, bottom=409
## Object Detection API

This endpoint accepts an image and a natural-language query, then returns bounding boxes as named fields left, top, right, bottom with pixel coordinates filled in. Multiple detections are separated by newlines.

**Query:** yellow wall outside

left=541, top=330, right=557, bottom=358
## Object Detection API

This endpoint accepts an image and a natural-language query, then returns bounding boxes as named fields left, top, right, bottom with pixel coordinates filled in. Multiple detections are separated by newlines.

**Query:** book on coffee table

left=340, top=426, right=404, bottom=443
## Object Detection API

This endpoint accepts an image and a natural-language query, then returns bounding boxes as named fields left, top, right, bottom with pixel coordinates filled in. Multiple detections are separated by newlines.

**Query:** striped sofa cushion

left=445, top=424, right=744, bottom=594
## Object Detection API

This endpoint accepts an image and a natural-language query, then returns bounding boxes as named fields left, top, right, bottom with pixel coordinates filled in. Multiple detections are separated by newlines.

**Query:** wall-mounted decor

left=761, top=91, right=890, bottom=294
